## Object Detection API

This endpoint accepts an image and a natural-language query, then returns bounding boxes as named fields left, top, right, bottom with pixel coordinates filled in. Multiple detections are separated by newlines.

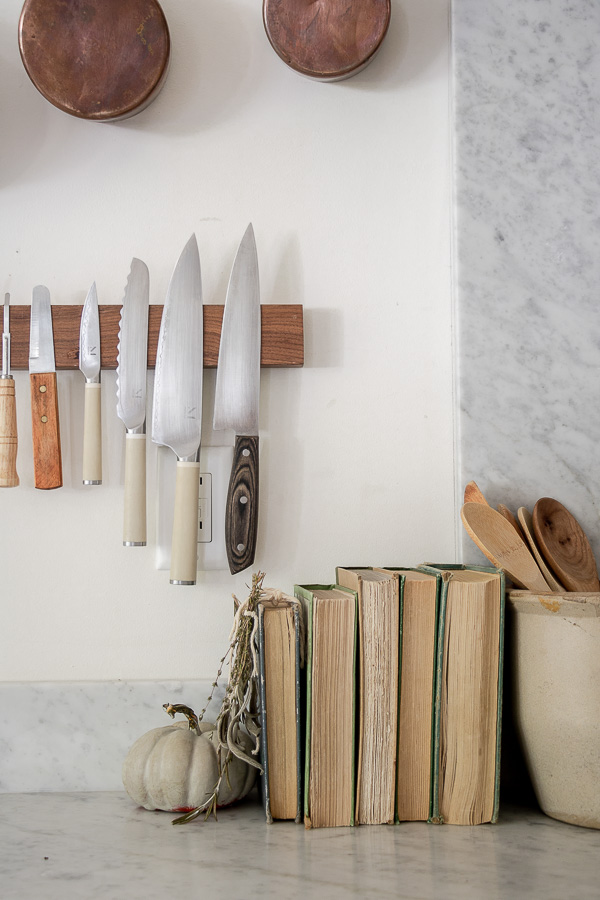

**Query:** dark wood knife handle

left=225, top=435, right=259, bottom=575
left=30, top=372, right=62, bottom=489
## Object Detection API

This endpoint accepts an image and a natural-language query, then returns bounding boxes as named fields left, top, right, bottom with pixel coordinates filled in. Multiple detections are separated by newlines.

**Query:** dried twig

left=171, top=571, right=266, bottom=824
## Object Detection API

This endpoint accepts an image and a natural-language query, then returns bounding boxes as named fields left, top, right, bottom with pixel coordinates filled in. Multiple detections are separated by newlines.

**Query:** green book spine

left=395, top=573, right=405, bottom=824
left=420, top=563, right=505, bottom=825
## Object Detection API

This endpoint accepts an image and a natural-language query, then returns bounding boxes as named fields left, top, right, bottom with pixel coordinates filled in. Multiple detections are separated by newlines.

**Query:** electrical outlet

left=198, top=473, right=212, bottom=543
left=156, top=444, right=233, bottom=571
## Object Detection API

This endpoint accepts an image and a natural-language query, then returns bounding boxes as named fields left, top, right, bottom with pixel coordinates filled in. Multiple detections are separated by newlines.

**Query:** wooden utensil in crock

left=18, top=0, right=170, bottom=121
left=517, top=507, right=565, bottom=592
left=464, top=480, right=488, bottom=505
left=532, top=497, right=600, bottom=593
left=461, top=501, right=551, bottom=592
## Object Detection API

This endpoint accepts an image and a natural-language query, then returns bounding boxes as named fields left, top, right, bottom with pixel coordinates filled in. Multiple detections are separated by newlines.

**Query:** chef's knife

left=116, top=258, right=150, bottom=546
left=213, top=223, right=261, bottom=575
left=29, top=286, right=62, bottom=490
left=0, top=294, right=19, bottom=487
left=152, top=235, right=203, bottom=585
left=79, top=281, right=102, bottom=485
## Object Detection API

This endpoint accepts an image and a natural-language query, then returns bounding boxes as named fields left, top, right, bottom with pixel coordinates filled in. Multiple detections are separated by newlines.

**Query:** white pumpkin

left=122, top=720, right=257, bottom=812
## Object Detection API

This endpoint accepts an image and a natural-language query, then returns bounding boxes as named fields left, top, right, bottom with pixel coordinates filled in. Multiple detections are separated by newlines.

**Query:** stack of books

left=256, top=564, right=505, bottom=828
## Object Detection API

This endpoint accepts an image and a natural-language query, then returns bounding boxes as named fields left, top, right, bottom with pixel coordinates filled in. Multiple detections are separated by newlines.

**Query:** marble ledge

left=0, top=679, right=222, bottom=793
left=1, top=792, right=599, bottom=900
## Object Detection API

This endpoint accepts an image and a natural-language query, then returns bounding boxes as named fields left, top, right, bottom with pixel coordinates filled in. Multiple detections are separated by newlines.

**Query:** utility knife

left=29, top=285, right=62, bottom=489
left=79, top=281, right=102, bottom=484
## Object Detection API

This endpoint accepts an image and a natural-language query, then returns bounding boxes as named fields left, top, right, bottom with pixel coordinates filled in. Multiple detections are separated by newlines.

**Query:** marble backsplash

left=0, top=680, right=222, bottom=792
left=453, top=0, right=600, bottom=563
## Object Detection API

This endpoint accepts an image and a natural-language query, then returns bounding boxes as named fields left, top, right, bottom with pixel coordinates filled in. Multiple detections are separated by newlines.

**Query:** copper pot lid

left=18, top=0, right=170, bottom=121
left=263, top=0, right=391, bottom=81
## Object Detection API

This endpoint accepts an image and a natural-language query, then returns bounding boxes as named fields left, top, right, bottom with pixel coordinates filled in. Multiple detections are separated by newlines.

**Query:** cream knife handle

left=225, top=435, right=259, bottom=575
left=170, top=460, right=200, bottom=585
left=30, top=371, right=62, bottom=490
left=0, top=378, right=19, bottom=487
left=123, top=432, right=146, bottom=546
left=82, top=381, right=102, bottom=484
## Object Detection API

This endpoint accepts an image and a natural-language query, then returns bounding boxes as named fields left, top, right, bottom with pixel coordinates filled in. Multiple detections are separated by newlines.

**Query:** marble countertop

left=1, top=792, right=598, bottom=899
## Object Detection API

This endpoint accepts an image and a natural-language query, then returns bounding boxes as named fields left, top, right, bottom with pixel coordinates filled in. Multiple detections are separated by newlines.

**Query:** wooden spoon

left=461, top=502, right=551, bottom=592
left=464, top=481, right=489, bottom=505
left=532, top=498, right=600, bottom=592
left=517, top=507, right=565, bottom=592
left=497, top=503, right=527, bottom=541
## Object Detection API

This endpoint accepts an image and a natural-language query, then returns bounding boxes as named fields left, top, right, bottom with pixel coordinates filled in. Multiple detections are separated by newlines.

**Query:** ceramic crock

left=507, top=590, right=600, bottom=829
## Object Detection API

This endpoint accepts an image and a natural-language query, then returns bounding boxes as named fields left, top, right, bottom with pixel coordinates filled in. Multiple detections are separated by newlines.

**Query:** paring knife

left=213, top=223, right=261, bottom=575
left=152, top=235, right=203, bottom=585
left=29, top=286, right=62, bottom=489
left=0, top=294, right=19, bottom=487
left=79, top=282, right=102, bottom=485
left=116, top=259, right=150, bottom=546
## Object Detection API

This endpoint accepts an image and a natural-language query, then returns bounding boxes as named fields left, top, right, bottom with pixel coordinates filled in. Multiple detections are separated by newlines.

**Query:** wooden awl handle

left=0, top=379, right=19, bottom=487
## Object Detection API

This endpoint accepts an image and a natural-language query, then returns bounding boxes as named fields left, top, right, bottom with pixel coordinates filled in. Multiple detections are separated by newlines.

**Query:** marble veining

left=453, top=0, right=600, bottom=562
left=0, top=793, right=599, bottom=900
left=0, top=680, right=223, bottom=793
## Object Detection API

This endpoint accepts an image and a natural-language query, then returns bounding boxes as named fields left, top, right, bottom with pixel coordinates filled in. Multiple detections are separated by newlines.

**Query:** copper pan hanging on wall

left=263, top=0, right=391, bottom=81
left=18, top=0, right=170, bottom=122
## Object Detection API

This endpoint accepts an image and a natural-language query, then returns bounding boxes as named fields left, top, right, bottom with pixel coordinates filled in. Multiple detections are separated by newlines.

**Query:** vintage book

left=421, top=564, right=505, bottom=825
left=294, top=584, right=357, bottom=829
left=379, top=567, right=440, bottom=822
left=257, top=592, right=304, bottom=824
left=335, top=567, right=400, bottom=825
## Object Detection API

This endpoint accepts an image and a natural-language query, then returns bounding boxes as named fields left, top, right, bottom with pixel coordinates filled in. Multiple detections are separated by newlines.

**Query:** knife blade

left=29, top=285, right=62, bottom=490
left=152, top=234, right=203, bottom=585
left=0, top=294, right=19, bottom=487
left=213, top=223, right=261, bottom=575
left=116, top=258, right=150, bottom=547
left=79, top=281, right=102, bottom=485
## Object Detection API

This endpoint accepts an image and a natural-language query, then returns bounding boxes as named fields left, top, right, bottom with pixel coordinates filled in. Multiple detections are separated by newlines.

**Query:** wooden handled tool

left=0, top=294, right=19, bottom=487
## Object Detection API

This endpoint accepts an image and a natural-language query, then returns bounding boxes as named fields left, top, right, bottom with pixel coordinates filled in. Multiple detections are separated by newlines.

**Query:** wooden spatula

left=464, top=481, right=489, bottom=505
left=497, top=503, right=526, bottom=541
left=517, top=507, right=565, bottom=592
left=461, top=502, right=551, bottom=592
left=532, top=498, right=600, bottom=592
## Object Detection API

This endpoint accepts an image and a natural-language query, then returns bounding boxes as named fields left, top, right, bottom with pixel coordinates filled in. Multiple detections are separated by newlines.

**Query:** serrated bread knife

left=29, top=286, right=62, bottom=490
left=152, top=235, right=203, bottom=585
left=0, top=294, right=19, bottom=487
left=116, top=259, right=150, bottom=546
left=79, top=281, right=102, bottom=484
left=213, top=223, right=261, bottom=574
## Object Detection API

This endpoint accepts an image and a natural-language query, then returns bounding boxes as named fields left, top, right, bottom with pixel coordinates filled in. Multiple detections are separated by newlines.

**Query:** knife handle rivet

left=242, top=449, right=250, bottom=457
left=240, top=495, right=248, bottom=505
left=39, top=385, right=47, bottom=393
left=41, top=415, right=48, bottom=423
left=237, top=543, right=245, bottom=552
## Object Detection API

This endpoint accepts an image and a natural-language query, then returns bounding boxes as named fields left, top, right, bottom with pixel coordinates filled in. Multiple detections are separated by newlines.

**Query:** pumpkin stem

left=162, top=703, right=201, bottom=736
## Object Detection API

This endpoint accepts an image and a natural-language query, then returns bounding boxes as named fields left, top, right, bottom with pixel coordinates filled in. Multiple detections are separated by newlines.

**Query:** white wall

left=0, top=0, right=454, bottom=682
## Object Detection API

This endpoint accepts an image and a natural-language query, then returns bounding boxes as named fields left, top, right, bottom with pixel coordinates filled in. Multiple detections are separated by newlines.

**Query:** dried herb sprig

left=170, top=571, right=266, bottom=824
